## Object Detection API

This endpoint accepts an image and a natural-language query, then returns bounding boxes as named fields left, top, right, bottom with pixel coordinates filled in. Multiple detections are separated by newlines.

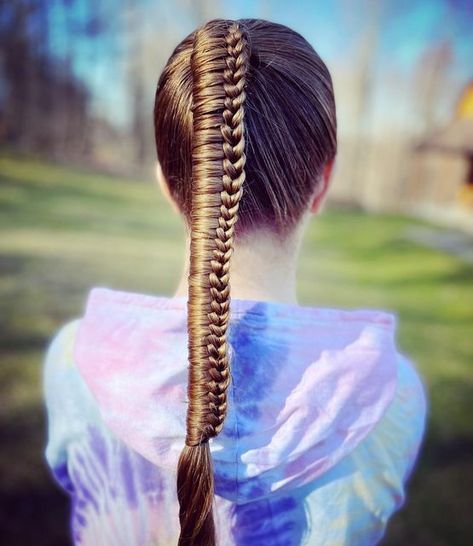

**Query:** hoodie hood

left=73, top=287, right=399, bottom=504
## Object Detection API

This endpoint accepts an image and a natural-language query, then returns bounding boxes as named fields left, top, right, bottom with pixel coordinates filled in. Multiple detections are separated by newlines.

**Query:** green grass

left=1, top=153, right=472, bottom=545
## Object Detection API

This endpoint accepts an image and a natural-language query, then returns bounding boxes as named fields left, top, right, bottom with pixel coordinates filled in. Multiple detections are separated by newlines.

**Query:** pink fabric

left=74, top=287, right=399, bottom=502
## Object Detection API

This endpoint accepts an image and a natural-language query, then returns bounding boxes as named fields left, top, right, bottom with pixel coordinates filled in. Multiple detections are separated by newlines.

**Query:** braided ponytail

left=176, top=21, right=248, bottom=546
left=155, top=17, right=337, bottom=544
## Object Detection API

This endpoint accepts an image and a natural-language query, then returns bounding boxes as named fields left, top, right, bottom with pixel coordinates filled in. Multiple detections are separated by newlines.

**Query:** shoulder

left=322, top=352, right=428, bottom=542
left=384, top=351, right=429, bottom=478
left=299, top=351, right=428, bottom=545
left=43, top=318, right=102, bottom=467
left=44, top=319, right=81, bottom=372
left=390, top=352, right=428, bottom=450
left=43, top=319, right=86, bottom=399
left=43, top=316, right=101, bottom=411
left=362, top=351, right=428, bottom=465
left=349, top=351, right=428, bottom=502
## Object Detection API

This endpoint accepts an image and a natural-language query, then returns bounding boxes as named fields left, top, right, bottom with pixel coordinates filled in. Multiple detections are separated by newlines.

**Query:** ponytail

left=155, top=16, right=337, bottom=544
left=176, top=20, right=248, bottom=546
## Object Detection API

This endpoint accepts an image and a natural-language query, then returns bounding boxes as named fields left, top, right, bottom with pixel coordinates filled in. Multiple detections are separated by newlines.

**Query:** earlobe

left=156, top=161, right=167, bottom=193
left=156, top=161, right=180, bottom=214
left=310, top=158, right=335, bottom=213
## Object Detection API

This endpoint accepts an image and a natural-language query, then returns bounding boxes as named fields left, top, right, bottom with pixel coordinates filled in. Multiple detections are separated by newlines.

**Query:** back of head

left=153, top=18, right=337, bottom=545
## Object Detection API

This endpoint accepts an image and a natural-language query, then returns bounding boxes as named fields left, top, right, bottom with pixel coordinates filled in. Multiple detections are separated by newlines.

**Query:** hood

left=74, top=287, right=399, bottom=504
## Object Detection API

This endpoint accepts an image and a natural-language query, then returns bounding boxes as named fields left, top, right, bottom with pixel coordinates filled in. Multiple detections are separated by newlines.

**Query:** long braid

left=176, top=20, right=248, bottom=546
left=154, top=15, right=338, bottom=546
left=207, top=24, right=248, bottom=437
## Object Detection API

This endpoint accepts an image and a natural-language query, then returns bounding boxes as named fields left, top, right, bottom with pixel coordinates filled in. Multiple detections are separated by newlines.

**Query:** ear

left=310, top=158, right=335, bottom=214
left=155, top=161, right=180, bottom=214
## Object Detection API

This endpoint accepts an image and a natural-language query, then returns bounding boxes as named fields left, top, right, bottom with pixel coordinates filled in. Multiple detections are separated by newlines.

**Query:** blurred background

left=0, top=0, right=472, bottom=545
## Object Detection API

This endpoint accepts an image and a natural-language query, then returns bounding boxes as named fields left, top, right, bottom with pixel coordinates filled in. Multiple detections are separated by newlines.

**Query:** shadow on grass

left=0, top=486, right=70, bottom=546
left=0, top=403, right=70, bottom=546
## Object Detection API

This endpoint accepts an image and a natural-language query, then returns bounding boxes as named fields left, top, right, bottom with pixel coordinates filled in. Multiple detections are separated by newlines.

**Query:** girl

left=44, top=18, right=428, bottom=546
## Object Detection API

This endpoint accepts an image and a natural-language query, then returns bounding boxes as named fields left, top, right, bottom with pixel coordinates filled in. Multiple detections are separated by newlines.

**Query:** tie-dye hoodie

left=43, top=286, right=428, bottom=546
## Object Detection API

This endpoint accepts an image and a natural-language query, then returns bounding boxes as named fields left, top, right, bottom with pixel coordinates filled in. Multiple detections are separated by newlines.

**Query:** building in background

left=328, top=80, right=473, bottom=235
left=405, top=82, right=473, bottom=233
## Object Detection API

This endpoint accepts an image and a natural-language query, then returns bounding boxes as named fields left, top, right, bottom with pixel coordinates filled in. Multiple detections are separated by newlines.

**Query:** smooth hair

left=154, top=18, right=337, bottom=546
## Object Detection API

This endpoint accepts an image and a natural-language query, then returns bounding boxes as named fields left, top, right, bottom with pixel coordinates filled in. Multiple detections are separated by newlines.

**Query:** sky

left=45, top=0, right=473, bottom=133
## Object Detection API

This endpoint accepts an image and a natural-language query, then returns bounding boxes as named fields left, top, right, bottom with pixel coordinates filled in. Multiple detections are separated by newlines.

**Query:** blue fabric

left=43, top=287, right=428, bottom=545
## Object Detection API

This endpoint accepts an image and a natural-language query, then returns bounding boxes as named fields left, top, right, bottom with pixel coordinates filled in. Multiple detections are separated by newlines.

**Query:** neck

left=173, top=227, right=304, bottom=305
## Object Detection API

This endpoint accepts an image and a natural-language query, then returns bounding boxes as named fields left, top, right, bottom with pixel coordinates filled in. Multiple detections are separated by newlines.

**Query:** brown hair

left=154, top=18, right=336, bottom=546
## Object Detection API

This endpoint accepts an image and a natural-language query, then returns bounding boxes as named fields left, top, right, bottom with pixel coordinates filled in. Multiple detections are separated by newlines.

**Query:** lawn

left=0, top=154, right=472, bottom=545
